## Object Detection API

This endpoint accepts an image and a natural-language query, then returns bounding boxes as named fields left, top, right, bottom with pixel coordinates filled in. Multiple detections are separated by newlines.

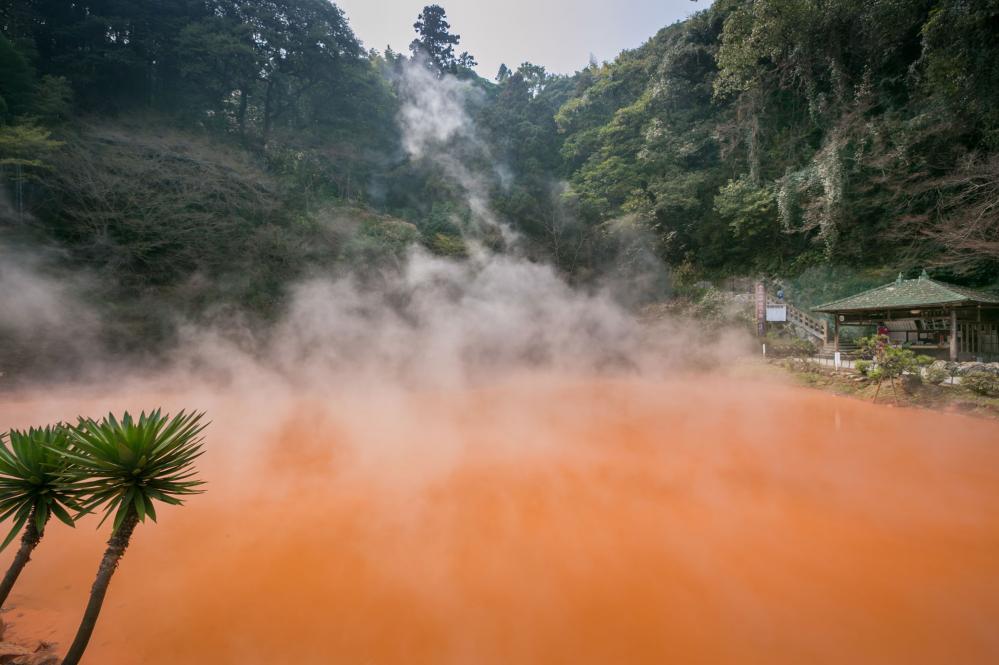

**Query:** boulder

left=901, top=373, right=922, bottom=394
left=959, top=362, right=988, bottom=376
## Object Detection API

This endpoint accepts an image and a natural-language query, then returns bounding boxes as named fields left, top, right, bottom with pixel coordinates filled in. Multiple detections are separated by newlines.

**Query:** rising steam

left=4, top=60, right=997, bottom=665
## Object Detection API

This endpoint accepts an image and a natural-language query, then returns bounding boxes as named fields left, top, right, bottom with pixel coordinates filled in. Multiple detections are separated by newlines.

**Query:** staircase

left=820, top=340, right=858, bottom=357
left=767, top=296, right=827, bottom=345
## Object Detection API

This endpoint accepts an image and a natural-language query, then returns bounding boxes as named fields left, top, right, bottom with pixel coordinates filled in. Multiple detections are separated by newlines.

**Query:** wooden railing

left=768, top=296, right=827, bottom=342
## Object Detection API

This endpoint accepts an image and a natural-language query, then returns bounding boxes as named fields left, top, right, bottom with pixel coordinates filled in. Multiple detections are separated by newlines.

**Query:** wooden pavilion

left=813, top=271, right=999, bottom=361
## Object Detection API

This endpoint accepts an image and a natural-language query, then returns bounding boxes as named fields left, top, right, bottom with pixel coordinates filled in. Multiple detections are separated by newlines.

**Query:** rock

left=10, top=643, right=59, bottom=665
left=0, top=643, right=31, bottom=664
left=901, top=373, right=922, bottom=393
left=13, top=653, right=59, bottom=665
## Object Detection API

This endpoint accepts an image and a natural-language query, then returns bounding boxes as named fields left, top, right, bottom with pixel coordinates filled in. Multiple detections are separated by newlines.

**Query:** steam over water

left=3, top=61, right=999, bottom=665
left=2, top=372, right=999, bottom=664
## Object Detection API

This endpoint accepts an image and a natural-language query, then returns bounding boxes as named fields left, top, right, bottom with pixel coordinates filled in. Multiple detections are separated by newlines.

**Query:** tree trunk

left=61, top=513, right=139, bottom=665
left=0, top=508, right=46, bottom=608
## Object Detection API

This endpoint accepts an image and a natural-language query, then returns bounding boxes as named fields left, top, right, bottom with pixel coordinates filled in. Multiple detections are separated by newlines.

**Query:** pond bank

left=760, top=357, right=999, bottom=420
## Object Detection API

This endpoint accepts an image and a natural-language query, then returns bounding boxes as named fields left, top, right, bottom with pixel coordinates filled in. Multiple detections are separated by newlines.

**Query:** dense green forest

left=1, top=0, right=998, bottom=363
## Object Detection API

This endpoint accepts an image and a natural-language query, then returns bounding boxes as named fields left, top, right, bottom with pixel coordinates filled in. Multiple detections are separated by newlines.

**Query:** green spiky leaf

left=0, top=426, right=84, bottom=550
left=60, top=410, right=207, bottom=533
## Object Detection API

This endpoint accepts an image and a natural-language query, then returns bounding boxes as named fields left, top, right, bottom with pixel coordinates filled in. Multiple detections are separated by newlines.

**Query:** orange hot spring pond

left=1, top=374, right=999, bottom=664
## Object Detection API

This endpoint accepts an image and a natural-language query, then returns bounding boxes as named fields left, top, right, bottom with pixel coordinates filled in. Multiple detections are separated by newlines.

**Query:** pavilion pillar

left=950, top=309, right=958, bottom=361
left=834, top=317, right=840, bottom=353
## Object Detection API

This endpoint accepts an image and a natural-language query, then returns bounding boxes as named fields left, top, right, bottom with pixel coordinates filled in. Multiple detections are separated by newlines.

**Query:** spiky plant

left=58, top=410, right=207, bottom=665
left=0, top=425, right=82, bottom=607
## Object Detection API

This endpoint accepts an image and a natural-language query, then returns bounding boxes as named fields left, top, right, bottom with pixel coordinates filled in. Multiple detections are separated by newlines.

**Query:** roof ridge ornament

left=919, top=268, right=930, bottom=280
left=896, top=272, right=903, bottom=285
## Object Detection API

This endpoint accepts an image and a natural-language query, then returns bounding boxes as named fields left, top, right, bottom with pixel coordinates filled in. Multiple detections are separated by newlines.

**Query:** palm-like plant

left=0, top=426, right=81, bottom=607
left=58, top=410, right=207, bottom=665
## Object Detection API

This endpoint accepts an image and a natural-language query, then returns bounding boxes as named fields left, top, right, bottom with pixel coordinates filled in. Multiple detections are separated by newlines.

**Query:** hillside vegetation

left=1, top=0, right=998, bottom=366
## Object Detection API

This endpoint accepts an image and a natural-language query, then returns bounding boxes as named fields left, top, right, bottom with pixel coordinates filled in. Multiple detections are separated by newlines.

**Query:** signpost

left=755, top=282, right=766, bottom=337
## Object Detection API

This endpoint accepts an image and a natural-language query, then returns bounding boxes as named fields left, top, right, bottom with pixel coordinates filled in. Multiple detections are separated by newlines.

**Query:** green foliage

left=854, top=334, right=884, bottom=360
left=921, top=0, right=999, bottom=141
left=548, top=0, right=999, bottom=278
left=0, top=33, right=34, bottom=119
left=3, top=0, right=999, bottom=369
left=332, top=207, right=422, bottom=267
left=963, top=371, right=999, bottom=397
left=764, top=333, right=817, bottom=359
left=862, top=343, right=932, bottom=381
left=62, top=411, right=207, bottom=532
left=782, top=266, right=894, bottom=311
left=855, top=360, right=871, bottom=376
left=31, top=76, right=74, bottom=124
left=924, top=364, right=949, bottom=385
left=0, top=122, right=62, bottom=171
left=409, top=5, right=476, bottom=76
left=429, top=233, right=468, bottom=258
left=0, top=426, right=81, bottom=549
left=714, top=177, right=776, bottom=238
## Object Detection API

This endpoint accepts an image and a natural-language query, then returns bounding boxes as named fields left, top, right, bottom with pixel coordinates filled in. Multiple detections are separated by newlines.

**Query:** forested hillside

left=551, top=0, right=999, bottom=287
left=1, top=0, right=998, bottom=365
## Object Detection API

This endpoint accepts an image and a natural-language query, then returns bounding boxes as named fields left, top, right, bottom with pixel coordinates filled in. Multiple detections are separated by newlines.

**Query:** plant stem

left=61, top=512, right=139, bottom=665
left=0, top=508, right=45, bottom=608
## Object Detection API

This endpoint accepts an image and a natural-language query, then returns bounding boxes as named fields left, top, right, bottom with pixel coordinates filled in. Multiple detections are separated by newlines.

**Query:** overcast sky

left=337, top=0, right=712, bottom=78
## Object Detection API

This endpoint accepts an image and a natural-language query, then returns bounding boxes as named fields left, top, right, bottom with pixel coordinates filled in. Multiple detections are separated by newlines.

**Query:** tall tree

left=409, top=4, right=473, bottom=76
left=0, top=33, right=34, bottom=118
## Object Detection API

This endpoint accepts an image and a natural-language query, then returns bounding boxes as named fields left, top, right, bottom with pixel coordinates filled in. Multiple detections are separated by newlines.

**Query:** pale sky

left=338, top=0, right=712, bottom=78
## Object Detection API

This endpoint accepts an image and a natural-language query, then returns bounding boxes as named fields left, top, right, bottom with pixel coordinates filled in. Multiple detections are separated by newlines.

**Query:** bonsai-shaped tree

left=58, top=410, right=207, bottom=665
left=0, top=426, right=82, bottom=606
left=870, top=345, right=933, bottom=403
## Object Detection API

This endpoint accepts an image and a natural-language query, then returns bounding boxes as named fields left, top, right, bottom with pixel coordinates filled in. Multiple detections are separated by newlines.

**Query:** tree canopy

left=2, top=0, right=998, bottom=373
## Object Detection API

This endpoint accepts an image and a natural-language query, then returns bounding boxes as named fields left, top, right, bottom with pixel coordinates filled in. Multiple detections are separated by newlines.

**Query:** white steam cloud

left=1, top=64, right=747, bottom=392
left=396, top=61, right=514, bottom=243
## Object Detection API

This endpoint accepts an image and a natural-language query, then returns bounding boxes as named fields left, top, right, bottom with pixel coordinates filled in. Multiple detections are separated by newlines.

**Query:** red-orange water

left=2, top=374, right=999, bottom=664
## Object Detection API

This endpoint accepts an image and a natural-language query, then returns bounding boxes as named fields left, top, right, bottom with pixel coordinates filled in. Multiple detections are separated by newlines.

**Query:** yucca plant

left=0, top=425, right=82, bottom=607
left=58, top=410, right=207, bottom=665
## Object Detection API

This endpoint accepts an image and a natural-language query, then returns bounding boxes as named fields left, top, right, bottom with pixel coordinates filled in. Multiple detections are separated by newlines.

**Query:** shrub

left=963, top=371, right=999, bottom=397
left=924, top=365, right=949, bottom=385
left=855, top=334, right=884, bottom=359
left=764, top=334, right=817, bottom=358
left=866, top=345, right=926, bottom=380
left=855, top=360, right=871, bottom=376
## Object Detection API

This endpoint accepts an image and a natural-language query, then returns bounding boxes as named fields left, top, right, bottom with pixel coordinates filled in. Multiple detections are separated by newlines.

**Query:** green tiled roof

left=813, top=273, right=999, bottom=313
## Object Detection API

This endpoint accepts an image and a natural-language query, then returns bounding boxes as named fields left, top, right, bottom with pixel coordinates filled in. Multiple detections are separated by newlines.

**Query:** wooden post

left=822, top=319, right=828, bottom=344
left=950, top=308, right=958, bottom=361
left=834, top=317, right=840, bottom=353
